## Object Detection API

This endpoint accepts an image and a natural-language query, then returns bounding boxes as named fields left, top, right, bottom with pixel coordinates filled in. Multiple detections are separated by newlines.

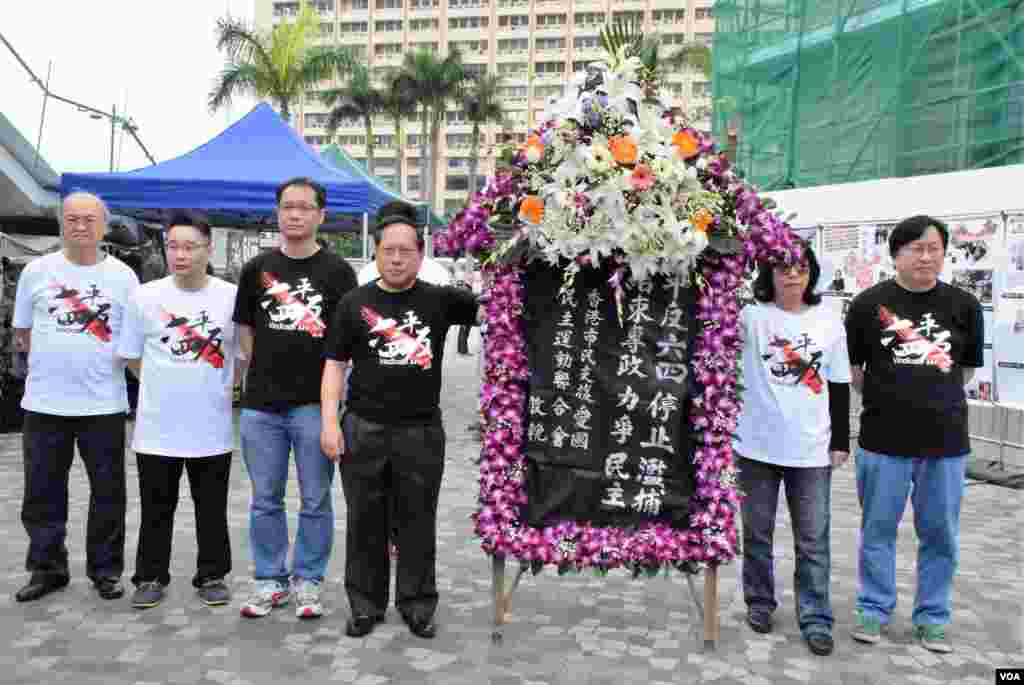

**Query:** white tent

left=765, top=164, right=1024, bottom=226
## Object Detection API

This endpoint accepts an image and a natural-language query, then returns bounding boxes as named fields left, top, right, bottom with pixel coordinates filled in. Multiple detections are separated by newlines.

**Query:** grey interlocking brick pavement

left=0, top=334, right=1021, bottom=684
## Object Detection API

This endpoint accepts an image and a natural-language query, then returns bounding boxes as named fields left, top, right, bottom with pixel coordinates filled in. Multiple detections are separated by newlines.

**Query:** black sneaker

left=94, top=577, right=125, bottom=600
left=747, top=610, right=773, bottom=634
left=131, top=581, right=164, bottom=609
left=197, top=579, right=231, bottom=607
left=805, top=632, right=834, bottom=656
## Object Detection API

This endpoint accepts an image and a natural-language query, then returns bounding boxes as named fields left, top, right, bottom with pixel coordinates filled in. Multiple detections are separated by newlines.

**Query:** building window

left=446, top=176, right=470, bottom=191
left=661, top=33, right=688, bottom=46
left=694, top=7, right=713, bottom=20
left=448, top=157, right=470, bottom=169
left=535, top=13, right=566, bottom=28
left=409, top=0, right=437, bottom=7
left=409, top=18, right=439, bottom=30
left=692, top=81, right=711, bottom=97
left=497, top=132, right=527, bottom=144
left=375, top=43, right=403, bottom=57
left=319, top=22, right=334, bottom=36
left=498, top=15, right=529, bottom=29
left=407, top=134, right=422, bottom=148
left=498, top=38, right=528, bottom=52
left=498, top=85, right=529, bottom=98
left=351, top=0, right=369, bottom=8
left=535, top=37, right=565, bottom=51
left=411, top=41, right=439, bottom=53
left=407, top=176, right=421, bottom=191
left=535, top=61, right=564, bottom=76
left=373, top=135, right=395, bottom=148
left=374, top=19, right=403, bottom=31
left=446, top=110, right=468, bottom=124
left=342, top=45, right=368, bottom=58
left=304, top=113, right=329, bottom=128
left=572, top=60, right=597, bottom=73
left=450, top=40, right=488, bottom=54
left=273, top=2, right=301, bottom=17
left=574, top=12, right=605, bottom=27
left=446, top=133, right=472, bottom=147
left=534, top=84, right=564, bottom=99
left=304, top=135, right=327, bottom=145
left=311, top=0, right=335, bottom=12
left=652, top=9, right=685, bottom=24
left=463, top=63, right=486, bottom=78
left=340, top=21, right=368, bottom=32
left=448, top=0, right=488, bottom=7
left=612, top=10, right=644, bottom=25
left=376, top=0, right=402, bottom=7
left=448, top=16, right=489, bottom=29
left=497, top=62, right=528, bottom=76
left=573, top=35, right=600, bottom=50
left=338, top=134, right=367, bottom=145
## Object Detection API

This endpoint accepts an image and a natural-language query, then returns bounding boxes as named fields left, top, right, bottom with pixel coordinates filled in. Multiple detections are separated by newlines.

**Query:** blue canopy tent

left=60, top=103, right=395, bottom=219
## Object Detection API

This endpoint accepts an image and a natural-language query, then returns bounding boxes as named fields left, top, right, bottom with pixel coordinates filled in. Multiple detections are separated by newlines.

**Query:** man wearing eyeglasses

left=233, top=177, right=358, bottom=619
left=321, top=201, right=479, bottom=640
left=12, top=191, right=139, bottom=603
left=117, top=210, right=239, bottom=610
left=845, top=215, right=983, bottom=654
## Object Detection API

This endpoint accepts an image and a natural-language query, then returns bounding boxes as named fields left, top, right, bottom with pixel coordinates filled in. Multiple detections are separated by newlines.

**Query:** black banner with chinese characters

left=522, top=261, right=696, bottom=529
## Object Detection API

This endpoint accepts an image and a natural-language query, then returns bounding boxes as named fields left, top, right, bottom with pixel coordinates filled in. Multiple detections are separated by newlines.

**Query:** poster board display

left=994, top=287, right=1024, bottom=404
left=820, top=223, right=894, bottom=296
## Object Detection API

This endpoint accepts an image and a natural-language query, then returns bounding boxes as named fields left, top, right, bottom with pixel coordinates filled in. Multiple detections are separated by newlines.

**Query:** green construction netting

left=712, top=0, right=1024, bottom=190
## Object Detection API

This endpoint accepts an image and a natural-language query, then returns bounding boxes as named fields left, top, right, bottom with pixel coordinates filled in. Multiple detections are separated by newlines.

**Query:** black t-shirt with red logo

left=326, top=280, right=478, bottom=423
left=845, top=279, right=983, bottom=457
left=233, top=248, right=357, bottom=411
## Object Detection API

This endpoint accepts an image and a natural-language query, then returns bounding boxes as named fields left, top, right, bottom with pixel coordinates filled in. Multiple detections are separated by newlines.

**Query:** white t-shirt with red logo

left=118, top=276, right=238, bottom=457
left=13, top=251, right=139, bottom=416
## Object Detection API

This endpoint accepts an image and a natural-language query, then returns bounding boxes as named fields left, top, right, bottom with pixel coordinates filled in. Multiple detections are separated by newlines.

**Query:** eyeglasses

left=379, top=247, right=419, bottom=258
left=279, top=203, right=321, bottom=213
left=64, top=215, right=100, bottom=227
left=166, top=241, right=209, bottom=254
left=773, top=263, right=810, bottom=275
left=902, top=244, right=944, bottom=257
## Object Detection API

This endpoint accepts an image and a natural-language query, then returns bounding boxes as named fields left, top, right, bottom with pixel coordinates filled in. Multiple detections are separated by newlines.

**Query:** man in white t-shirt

left=357, top=255, right=452, bottom=286
left=118, top=210, right=240, bottom=610
left=13, top=192, right=140, bottom=603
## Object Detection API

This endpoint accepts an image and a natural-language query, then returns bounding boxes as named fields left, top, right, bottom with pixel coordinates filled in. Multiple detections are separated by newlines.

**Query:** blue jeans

left=855, top=447, right=967, bottom=626
left=739, top=457, right=833, bottom=638
left=240, top=406, right=335, bottom=584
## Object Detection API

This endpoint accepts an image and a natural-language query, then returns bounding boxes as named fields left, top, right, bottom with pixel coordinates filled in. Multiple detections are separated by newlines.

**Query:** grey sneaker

left=851, top=609, right=882, bottom=644
left=913, top=624, right=952, bottom=653
left=197, top=579, right=231, bottom=607
left=131, top=581, right=165, bottom=609
left=239, top=580, right=291, bottom=618
left=294, top=579, right=324, bottom=619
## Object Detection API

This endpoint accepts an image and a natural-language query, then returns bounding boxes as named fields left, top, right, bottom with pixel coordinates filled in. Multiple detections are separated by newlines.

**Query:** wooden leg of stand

left=703, top=564, right=719, bottom=650
left=492, top=556, right=506, bottom=643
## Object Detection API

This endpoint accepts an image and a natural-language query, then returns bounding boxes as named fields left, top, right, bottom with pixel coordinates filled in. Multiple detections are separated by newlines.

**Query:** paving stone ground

left=0, top=334, right=1021, bottom=685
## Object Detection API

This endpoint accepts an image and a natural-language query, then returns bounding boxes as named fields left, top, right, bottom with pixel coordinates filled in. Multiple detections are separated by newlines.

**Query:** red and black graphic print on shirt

left=877, top=305, right=953, bottom=373
left=761, top=332, right=824, bottom=394
left=46, top=281, right=112, bottom=342
left=361, top=306, right=433, bottom=369
left=159, top=308, right=225, bottom=368
left=259, top=272, right=326, bottom=337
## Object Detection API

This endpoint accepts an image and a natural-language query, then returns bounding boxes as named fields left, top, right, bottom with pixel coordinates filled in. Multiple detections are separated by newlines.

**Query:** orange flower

left=523, top=134, right=545, bottom=163
left=519, top=195, right=545, bottom=225
left=691, top=208, right=714, bottom=233
left=672, top=130, right=700, bottom=159
left=608, top=135, right=638, bottom=165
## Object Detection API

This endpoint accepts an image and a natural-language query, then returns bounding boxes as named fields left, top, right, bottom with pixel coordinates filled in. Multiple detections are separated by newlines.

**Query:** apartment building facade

left=255, top=0, right=716, bottom=215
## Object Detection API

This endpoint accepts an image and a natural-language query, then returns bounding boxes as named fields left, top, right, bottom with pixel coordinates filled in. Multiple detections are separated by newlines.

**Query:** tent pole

left=362, top=213, right=369, bottom=260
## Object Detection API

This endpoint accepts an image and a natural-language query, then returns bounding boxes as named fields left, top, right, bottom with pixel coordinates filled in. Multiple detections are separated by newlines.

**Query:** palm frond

left=208, top=62, right=261, bottom=113
left=663, top=42, right=712, bottom=78
left=599, top=21, right=644, bottom=63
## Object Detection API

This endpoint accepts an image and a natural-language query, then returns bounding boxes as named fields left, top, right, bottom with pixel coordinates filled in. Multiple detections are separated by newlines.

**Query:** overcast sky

left=2, top=1, right=257, bottom=174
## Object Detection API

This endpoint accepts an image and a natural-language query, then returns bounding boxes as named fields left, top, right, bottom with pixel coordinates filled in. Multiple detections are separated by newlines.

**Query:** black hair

left=753, top=240, right=822, bottom=306
left=164, top=209, right=212, bottom=241
left=889, top=214, right=948, bottom=257
left=276, top=177, right=326, bottom=209
left=373, top=200, right=424, bottom=251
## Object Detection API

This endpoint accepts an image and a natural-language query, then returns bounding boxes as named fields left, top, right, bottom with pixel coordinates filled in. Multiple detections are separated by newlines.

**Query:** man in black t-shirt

left=321, top=201, right=478, bottom=640
left=845, top=215, right=983, bottom=654
left=233, top=177, right=358, bottom=620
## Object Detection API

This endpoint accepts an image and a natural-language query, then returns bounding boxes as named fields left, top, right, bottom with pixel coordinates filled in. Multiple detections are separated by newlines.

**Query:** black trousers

left=457, top=325, right=471, bottom=354
left=340, top=411, right=445, bottom=622
left=132, top=451, right=233, bottom=587
left=21, top=410, right=126, bottom=581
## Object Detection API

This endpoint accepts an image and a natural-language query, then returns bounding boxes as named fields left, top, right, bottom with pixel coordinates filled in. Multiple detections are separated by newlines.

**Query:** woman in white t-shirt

left=734, top=242, right=851, bottom=657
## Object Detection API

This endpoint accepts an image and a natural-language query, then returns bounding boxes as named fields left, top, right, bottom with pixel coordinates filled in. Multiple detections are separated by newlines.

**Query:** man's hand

left=830, top=450, right=850, bottom=468
left=321, top=423, right=346, bottom=463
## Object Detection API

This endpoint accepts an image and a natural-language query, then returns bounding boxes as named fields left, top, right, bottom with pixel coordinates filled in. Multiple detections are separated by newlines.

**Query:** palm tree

left=379, top=72, right=420, bottom=196
left=321, top=63, right=384, bottom=177
left=461, top=73, right=506, bottom=201
left=599, top=21, right=712, bottom=85
left=398, top=48, right=468, bottom=212
left=209, top=3, right=355, bottom=123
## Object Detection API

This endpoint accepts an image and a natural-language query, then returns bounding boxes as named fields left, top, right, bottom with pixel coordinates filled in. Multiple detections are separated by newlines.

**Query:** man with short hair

left=13, top=192, right=140, bottom=602
left=846, top=215, right=983, bottom=654
left=234, top=177, right=358, bottom=619
left=118, top=210, right=240, bottom=609
left=321, top=200, right=479, bottom=639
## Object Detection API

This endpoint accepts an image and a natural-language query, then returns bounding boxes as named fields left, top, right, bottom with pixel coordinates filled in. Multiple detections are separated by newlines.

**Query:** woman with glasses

left=734, top=242, right=851, bottom=656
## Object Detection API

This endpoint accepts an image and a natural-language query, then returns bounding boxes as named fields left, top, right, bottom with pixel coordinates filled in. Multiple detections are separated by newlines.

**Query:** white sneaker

left=294, top=579, right=324, bottom=619
left=239, top=580, right=291, bottom=618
